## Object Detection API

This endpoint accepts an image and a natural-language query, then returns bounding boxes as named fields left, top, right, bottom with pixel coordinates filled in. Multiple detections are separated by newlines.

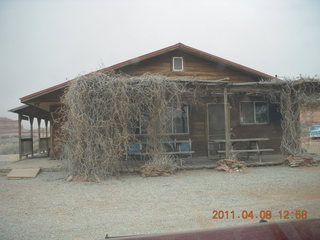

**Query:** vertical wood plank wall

left=43, top=49, right=282, bottom=158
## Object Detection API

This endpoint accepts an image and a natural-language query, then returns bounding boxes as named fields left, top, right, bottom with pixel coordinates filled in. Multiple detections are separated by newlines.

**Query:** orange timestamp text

left=212, top=210, right=308, bottom=220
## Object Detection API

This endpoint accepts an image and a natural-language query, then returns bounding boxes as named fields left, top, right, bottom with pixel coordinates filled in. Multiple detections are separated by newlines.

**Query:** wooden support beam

left=18, top=114, right=22, bottom=160
left=21, top=115, right=29, bottom=121
left=29, top=117, right=34, bottom=157
left=45, top=120, right=48, bottom=138
left=224, top=87, right=231, bottom=159
left=45, top=119, right=49, bottom=156
left=37, top=118, right=41, bottom=154
left=49, top=119, right=53, bottom=158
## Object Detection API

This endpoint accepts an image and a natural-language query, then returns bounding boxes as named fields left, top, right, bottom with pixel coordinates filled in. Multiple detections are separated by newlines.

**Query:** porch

left=121, top=153, right=284, bottom=173
left=9, top=80, right=285, bottom=164
left=9, top=105, right=52, bottom=160
left=0, top=153, right=283, bottom=174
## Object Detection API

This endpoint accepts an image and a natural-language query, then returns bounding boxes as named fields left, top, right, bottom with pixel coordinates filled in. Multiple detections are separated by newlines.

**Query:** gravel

left=0, top=166, right=320, bottom=240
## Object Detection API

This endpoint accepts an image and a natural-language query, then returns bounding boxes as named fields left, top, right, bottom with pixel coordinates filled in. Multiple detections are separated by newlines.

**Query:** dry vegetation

left=57, top=73, right=320, bottom=179
left=59, top=72, right=188, bottom=180
left=277, top=78, right=320, bottom=155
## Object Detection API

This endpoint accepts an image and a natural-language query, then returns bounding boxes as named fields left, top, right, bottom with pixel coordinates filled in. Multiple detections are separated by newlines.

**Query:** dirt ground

left=302, top=139, right=320, bottom=154
left=0, top=166, right=320, bottom=240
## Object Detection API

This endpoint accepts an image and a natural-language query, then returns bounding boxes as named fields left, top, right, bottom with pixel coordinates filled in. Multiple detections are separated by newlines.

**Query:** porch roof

left=9, top=105, right=51, bottom=121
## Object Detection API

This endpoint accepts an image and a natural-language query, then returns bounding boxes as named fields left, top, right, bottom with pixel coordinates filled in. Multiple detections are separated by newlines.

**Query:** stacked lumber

left=284, top=155, right=318, bottom=167
left=216, top=159, right=248, bottom=173
left=140, top=166, right=174, bottom=177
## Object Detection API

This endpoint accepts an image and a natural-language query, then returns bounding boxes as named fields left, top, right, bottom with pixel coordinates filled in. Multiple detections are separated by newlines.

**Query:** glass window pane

left=176, top=142, right=191, bottom=152
left=173, top=57, right=183, bottom=71
left=140, top=112, right=149, bottom=134
left=240, top=102, right=254, bottom=123
left=129, top=119, right=140, bottom=134
left=255, top=102, right=268, bottom=123
left=173, top=104, right=188, bottom=133
left=162, top=107, right=173, bottom=134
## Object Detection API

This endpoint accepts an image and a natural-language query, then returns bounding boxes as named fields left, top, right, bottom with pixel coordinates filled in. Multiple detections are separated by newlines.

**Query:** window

left=163, top=104, right=189, bottom=134
left=240, top=102, right=269, bottom=124
left=131, top=104, right=189, bottom=134
left=172, top=57, right=183, bottom=71
left=130, top=110, right=149, bottom=135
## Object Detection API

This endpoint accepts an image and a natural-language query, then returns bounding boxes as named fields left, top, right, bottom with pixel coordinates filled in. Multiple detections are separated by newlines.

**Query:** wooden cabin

left=10, top=43, right=283, bottom=161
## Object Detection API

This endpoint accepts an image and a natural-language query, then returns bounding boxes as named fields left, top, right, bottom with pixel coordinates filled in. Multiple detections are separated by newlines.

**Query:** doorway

left=207, top=103, right=225, bottom=156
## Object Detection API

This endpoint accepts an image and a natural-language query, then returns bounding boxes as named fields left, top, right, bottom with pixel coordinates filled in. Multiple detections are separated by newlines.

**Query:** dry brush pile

left=284, top=155, right=319, bottom=167
left=58, top=72, right=187, bottom=180
left=216, top=159, right=248, bottom=173
left=264, top=78, right=320, bottom=156
left=278, top=78, right=320, bottom=156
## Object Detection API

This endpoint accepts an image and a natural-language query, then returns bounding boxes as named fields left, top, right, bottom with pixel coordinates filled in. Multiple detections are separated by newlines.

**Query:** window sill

left=240, top=122, right=270, bottom=126
left=131, top=133, right=190, bottom=136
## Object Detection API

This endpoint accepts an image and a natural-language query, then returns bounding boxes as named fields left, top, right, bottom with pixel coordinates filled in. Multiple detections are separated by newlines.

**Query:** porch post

left=224, top=87, right=231, bottom=159
left=50, top=119, right=53, bottom=158
left=18, top=114, right=22, bottom=160
left=30, top=117, right=34, bottom=157
left=45, top=119, right=49, bottom=156
left=37, top=118, right=41, bottom=154
left=45, top=120, right=48, bottom=138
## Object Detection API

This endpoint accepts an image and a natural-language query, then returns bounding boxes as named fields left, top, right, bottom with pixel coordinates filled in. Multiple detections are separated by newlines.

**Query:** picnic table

left=210, top=137, right=274, bottom=162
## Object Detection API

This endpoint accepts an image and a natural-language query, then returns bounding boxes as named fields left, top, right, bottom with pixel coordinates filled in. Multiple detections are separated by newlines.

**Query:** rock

left=216, top=159, right=248, bottom=173
left=65, top=175, right=88, bottom=182
left=66, top=175, right=73, bottom=182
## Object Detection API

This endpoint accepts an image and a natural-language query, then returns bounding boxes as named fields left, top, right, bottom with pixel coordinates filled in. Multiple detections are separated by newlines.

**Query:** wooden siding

left=187, top=95, right=282, bottom=157
left=44, top=50, right=281, bottom=158
left=230, top=100, right=282, bottom=153
left=114, top=50, right=261, bottom=82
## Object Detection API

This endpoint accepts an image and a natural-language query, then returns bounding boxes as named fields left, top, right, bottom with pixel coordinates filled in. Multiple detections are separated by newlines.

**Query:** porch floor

left=121, top=154, right=284, bottom=172
left=0, top=153, right=284, bottom=174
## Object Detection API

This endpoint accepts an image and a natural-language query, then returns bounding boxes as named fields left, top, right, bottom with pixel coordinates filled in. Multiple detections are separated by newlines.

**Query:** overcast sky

left=0, top=0, right=319, bottom=119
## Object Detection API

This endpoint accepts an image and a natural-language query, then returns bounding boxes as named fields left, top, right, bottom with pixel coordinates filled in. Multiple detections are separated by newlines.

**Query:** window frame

left=240, top=101, right=269, bottom=125
left=132, top=104, right=190, bottom=135
left=172, top=57, right=184, bottom=72
left=165, top=104, right=190, bottom=134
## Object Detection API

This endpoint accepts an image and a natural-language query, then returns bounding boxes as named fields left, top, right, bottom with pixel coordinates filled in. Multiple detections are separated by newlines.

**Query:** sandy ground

left=302, top=139, right=320, bottom=154
left=0, top=155, right=63, bottom=171
left=0, top=154, right=19, bottom=164
left=0, top=165, right=320, bottom=240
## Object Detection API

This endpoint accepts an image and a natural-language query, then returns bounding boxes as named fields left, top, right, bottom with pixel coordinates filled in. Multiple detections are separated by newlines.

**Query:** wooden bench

left=127, top=138, right=194, bottom=165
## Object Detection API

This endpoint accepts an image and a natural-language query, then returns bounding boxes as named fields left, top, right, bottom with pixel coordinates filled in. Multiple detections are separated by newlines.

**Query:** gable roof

left=20, top=43, right=274, bottom=102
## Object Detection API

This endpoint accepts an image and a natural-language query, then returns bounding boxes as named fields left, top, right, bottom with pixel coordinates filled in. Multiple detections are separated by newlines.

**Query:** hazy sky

left=0, top=0, right=319, bottom=119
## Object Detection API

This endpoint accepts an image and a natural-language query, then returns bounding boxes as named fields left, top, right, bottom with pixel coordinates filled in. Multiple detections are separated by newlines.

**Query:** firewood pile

left=216, top=159, right=248, bottom=173
left=140, top=166, right=175, bottom=177
left=284, top=155, right=319, bottom=167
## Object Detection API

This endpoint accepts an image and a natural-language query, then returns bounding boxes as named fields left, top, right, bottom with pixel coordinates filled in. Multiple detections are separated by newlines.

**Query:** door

left=207, top=104, right=225, bottom=156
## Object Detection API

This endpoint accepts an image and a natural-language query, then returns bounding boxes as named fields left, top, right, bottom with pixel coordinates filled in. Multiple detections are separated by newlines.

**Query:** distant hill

left=0, top=117, right=29, bottom=137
